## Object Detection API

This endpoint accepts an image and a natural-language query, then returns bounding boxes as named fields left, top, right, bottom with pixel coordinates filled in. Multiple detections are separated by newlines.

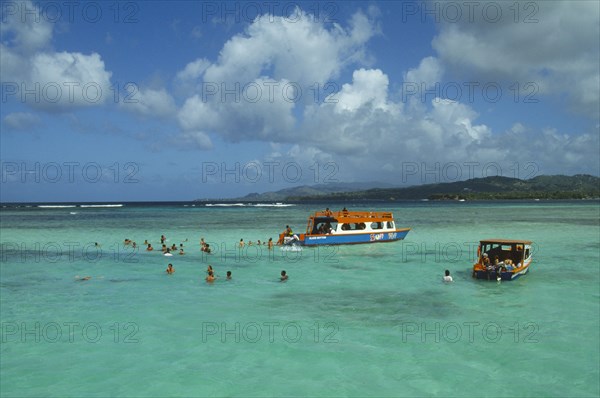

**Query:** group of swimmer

left=237, top=238, right=275, bottom=249
left=135, top=235, right=190, bottom=256
left=128, top=235, right=281, bottom=255
left=165, top=263, right=288, bottom=283
left=123, top=235, right=288, bottom=284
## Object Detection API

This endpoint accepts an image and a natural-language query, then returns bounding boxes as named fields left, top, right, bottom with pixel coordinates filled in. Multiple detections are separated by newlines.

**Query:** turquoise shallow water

left=1, top=201, right=599, bottom=397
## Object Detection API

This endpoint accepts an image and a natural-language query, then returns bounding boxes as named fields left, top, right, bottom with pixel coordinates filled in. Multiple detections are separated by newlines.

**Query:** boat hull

left=473, top=260, right=532, bottom=281
left=301, top=229, right=410, bottom=246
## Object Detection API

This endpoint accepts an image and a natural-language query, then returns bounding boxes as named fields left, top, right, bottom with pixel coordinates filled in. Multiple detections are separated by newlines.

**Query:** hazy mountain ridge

left=238, top=181, right=398, bottom=201
left=228, top=175, right=600, bottom=202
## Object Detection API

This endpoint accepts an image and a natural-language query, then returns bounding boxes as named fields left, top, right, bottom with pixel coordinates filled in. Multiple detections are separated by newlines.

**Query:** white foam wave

left=79, top=204, right=124, bottom=208
left=205, top=203, right=247, bottom=207
left=252, top=203, right=295, bottom=207
left=37, top=205, right=77, bottom=208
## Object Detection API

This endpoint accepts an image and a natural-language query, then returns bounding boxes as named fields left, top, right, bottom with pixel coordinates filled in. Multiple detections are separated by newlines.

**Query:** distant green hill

left=282, top=174, right=600, bottom=201
left=238, top=181, right=397, bottom=201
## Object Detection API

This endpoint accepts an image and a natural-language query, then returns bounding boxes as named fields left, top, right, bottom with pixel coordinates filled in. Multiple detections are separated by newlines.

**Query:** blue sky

left=1, top=0, right=599, bottom=202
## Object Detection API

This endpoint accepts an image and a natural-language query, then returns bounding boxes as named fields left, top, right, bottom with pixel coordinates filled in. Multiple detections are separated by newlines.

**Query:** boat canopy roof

left=479, top=239, right=533, bottom=245
left=310, top=210, right=394, bottom=223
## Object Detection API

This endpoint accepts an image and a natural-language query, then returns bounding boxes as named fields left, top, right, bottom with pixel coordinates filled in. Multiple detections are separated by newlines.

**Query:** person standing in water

left=443, top=269, right=453, bottom=282
left=166, top=263, right=175, bottom=274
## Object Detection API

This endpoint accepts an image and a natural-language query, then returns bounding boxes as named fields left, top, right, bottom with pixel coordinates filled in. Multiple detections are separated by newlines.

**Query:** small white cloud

left=334, top=68, right=389, bottom=113
left=2, top=112, right=41, bottom=131
left=176, top=58, right=211, bottom=82
left=191, top=26, right=202, bottom=39
left=178, top=130, right=213, bottom=150
left=120, top=88, right=176, bottom=118
left=404, top=56, right=443, bottom=87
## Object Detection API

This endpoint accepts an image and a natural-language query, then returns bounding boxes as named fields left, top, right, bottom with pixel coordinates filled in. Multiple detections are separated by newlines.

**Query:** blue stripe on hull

left=302, top=230, right=409, bottom=246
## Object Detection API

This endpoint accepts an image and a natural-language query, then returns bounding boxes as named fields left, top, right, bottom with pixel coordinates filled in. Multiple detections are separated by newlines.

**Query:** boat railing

left=312, top=210, right=394, bottom=220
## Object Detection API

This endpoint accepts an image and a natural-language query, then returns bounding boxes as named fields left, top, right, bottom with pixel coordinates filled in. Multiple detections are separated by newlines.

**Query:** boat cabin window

left=387, top=221, right=394, bottom=229
left=340, top=223, right=364, bottom=231
left=313, top=221, right=336, bottom=234
left=371, top=222, right=383, bottom=230
left=481, top=242, right=527, bottom=267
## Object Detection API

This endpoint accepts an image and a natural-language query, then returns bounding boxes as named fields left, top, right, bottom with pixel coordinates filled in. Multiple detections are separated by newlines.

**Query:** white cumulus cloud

left=1, top=1, right=113, bottom=111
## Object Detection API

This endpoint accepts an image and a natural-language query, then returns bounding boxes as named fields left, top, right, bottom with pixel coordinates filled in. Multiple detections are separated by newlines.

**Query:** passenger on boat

left=482, top=253, right=495, bottom=280
left=342, top=207, right=349, bottom=216
left=324, top=208, right=333, bottom=217
left=482, top=253, right=491, bottom=268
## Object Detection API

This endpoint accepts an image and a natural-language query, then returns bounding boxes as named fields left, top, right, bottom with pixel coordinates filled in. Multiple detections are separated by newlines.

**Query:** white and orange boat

left=472, top=239, right=533, bottom=281
left=278, top=209, right=410, bottom=246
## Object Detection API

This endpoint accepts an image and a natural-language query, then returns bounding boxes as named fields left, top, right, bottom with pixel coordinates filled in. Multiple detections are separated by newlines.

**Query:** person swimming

left=166, top=263, right=175, bottom=274
left=280, top=270, right=288, bottom=281
left=226, top=271, right=232, bottom=280
left=443, top=269, right=453, bottom=282
left=206, top=271, right=215, bottom=283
